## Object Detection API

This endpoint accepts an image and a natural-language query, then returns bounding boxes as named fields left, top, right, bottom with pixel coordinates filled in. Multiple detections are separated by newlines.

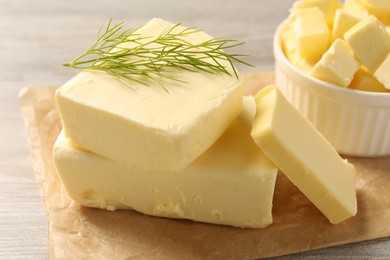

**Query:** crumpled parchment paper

left=19, top=72, right=390, bottom=259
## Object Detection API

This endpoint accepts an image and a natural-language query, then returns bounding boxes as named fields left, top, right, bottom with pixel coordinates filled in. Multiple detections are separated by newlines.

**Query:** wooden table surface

left=1, top=0, right=389, bottom=259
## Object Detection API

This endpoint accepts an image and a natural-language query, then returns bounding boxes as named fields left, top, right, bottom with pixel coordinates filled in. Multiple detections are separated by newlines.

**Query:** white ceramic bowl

left=273, top=20, right=390, bottom=157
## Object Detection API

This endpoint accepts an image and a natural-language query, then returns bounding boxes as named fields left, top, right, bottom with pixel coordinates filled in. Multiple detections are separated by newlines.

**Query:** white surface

left=1, top=0, right=390, bottom=259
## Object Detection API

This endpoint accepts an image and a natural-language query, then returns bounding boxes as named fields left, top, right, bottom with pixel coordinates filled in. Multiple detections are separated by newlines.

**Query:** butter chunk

left=374, top=53, right=390, bottom=89
left=359, top=0, right=390, bottom=25
left=251, top=85, right=357, bottom=224
left=343, top=0, right=370, bottom=15
left=332, top=9, right=367, bottom=40
left=53, top=97, right=278, bottom=229
left=344, top=15, right=390, bottom=73
left=290, top=7, right=330, bottom=62
left=56, top=18, right=244, bottom=172
left=350, top=66, right=389, bottom=92
left=310, top=39, right=360, bottom=87
left=291, top=0, right=341, bottom=27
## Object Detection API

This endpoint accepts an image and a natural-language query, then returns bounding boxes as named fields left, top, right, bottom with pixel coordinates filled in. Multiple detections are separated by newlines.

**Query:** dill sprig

left=63, top=19, right=252, bottom=90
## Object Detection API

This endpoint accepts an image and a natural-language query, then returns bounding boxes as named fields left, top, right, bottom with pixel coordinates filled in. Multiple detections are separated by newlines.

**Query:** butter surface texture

left=56, top=18, right=244, bottom=172
left=310, top=39, right=359, bottom=87
left=290, top=7, right=330, bottom=62
left=374, top=53, right=390, bottom=89
left=344, top=15, right=390, bottom=73
left=53, top=97, right=278, bottom=228
left=251, top=85, right=357, bottom=224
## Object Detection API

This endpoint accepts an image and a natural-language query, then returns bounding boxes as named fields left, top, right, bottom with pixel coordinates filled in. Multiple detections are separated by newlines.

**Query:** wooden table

left=1, top=0, right=389, bottom=258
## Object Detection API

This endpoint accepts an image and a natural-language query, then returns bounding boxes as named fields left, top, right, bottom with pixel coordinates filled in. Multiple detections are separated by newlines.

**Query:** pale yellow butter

left=344, top=15, right=390, bottom=73
left=251, top=85, right=357, bottom=224
left=53, top=97, right=278, bottom=229
left=310, top=39, right=360, bottom=87
left=332, top=9, right=368, bottom=40
left=290, top=7, right=330, bottom=62
left=359, top=0, right=390, bottom=25
left=350, top=66, right=389, bottom=92
left=56, top=18, right=244, bottom=172
left=343, top=0, right=370, bottom=15
left=374, top=53, right=390, bottom=89
left=291, top=0, right=341, bottom=26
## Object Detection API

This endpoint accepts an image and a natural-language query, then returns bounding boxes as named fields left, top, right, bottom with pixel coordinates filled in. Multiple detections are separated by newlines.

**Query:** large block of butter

left=290, top=7, right=330, bottom=62
left=56, top=18, right=244, bottom=172
left=310, top=39, right=359, bottom=87
left=344, top=15, right=390, bottom=73
left=251, top=85, right=357, bottom=224
left=53, top=97, right=278, bottom=228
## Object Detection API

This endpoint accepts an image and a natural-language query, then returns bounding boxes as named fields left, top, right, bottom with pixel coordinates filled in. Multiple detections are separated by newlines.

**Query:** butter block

left=53, top=97, right=278, bottom=229
left=350, top=66, right=389, bottom=92
left=291, top=0, right=341, bottom=26
left=290, top=7, right=330, bottom=62
left=56, top=18, right=244, bottom=172
left=374, top=53, right=390, bottom=89
left=344, top=15, right=390, bottom=73
left=332, top=9, right=367, bottom=40
left=310, top=39, right=360, bottom=87
left=251, top=85, right=357, bottom=224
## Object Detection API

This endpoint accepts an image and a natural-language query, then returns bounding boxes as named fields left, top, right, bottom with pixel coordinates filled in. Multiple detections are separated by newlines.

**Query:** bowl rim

left=273, top=19, right=390, bottom=101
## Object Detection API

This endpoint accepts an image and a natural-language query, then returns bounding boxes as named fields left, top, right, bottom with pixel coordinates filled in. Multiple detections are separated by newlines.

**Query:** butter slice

left=350, top=66, right=389, bottom=92
left=53, top=97, right=278, bottom=228
left=290, top=7, right=330, bottom=62
left=344, top=15, right=390, bottom=73
left=310, top=39, right=360, bottom=87
left=374, top=53, right=390, bottom=89
left=332, top=9, right=367, bottom=40
left=56, top=18, right=244, bottom=172
left=251, top=85, right=357, bottom=224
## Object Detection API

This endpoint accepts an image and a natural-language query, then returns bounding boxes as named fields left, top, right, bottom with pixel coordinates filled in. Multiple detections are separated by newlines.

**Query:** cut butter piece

left=332, top=9, right=367, bottom=40
left=344, top=15, right=390, bottom=73
left=290, top=7, right=330, bottom=62
left=53, top=96, right=278, bottom=229
left=251, top=85, right=357, bottom=224
left=374, top=53, right=390, bottom=89
left=350, top=66, right=389, bottom=92
left=291, top=0, right=341, bottom=27
left=56, top=18, right=244, bottom=172
left=310, top=39, right=360, bottom=87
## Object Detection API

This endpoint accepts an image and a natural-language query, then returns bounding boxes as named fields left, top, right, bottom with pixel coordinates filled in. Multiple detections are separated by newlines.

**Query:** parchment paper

left=19, top=71, right=390, bottom=259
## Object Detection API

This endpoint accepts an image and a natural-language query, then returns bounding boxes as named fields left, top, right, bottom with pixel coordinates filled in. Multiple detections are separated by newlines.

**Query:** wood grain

left=1, top=0, right=390, bottom=259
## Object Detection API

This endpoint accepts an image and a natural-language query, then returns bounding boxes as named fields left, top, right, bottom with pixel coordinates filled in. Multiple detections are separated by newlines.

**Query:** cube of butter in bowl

left=273, top=20, right=390, bottom=157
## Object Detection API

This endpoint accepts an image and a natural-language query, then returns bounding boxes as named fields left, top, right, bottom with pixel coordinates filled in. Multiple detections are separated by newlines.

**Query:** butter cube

left=310, top=39, right=360, bottom=87
left=344, top=15, right=390, bottom=73
left=343, top=0, right=370, bottom=15
left=290, top=7, right=330, bottom=62
left=56, top=18, right=244, bottom=172
left=281, top=28, right=300, bottom=64
left=53, top=97, right=278, bottom=229
left=291, top=0, right=341, bottom=26
left=359, top=0, right=390, bottom=25
left=251, top=85, right=357, bottom=224
left=374, top=53, right=390, bottom=89
left=349, top=66, right=389, bottom=92
left=360, top=0, right=390, bottom=8
left=332, top=9, right=368, bottom=40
